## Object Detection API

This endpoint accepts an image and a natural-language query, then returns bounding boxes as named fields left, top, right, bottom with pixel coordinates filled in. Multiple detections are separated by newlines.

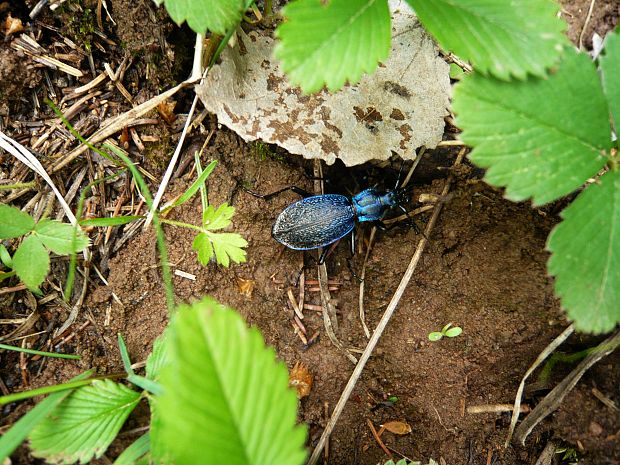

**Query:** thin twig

left=578, top=0, right=596, bottom=50
left=514, top=328, right=620, bottom=445
left=366, top=419, right=393, bottom=460
left=312, top=160, right=356, bottom=363
left=307, top=149, right=465, bottom=465
left=358, top=227, right=376, bottom=339
left=467, top=404, right=530, bottom=414
left=358, top=150, right=423, bottom=339
left=505, top=324, right=574, bottom=446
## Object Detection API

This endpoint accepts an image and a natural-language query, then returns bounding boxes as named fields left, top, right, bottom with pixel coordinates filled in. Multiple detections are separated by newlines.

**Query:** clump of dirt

left=561, top=0, right=620, bottom=48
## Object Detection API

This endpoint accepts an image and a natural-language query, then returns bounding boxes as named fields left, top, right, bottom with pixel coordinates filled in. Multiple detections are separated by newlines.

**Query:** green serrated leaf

left=547, top=170, right=620, bottom=333
left=202, top=203, right=235, bottom=230
left=0, top=205, right=35, bottom=238
left=407, top=0, right=567, bottom=80
left=112, top=433, right=150, bottom=465
left=207, top=231, right=248, bottom=267
left=275, top=0, right=391, bottom=93
left=454, top=49, right=611, bottom=205
left=148, top=396, right=171, bottom=465
left=13, top=235, right=49, bottom=290
left=0, top=371, right=92, bottom=463
left=34, top=220, right=89, bottom=255
left=154, top=0, right=244, bottom=35
left=599, top=29, right=620, bottom=134
left=192, top=232, right=214, bottom=265
left=29, top=379, right=140, bottom=464
left=155, top=298, right=307, bottom=465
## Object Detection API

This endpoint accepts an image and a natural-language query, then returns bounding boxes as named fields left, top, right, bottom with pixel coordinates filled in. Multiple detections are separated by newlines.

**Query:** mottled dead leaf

left=196, top=1, right=450, bottom=166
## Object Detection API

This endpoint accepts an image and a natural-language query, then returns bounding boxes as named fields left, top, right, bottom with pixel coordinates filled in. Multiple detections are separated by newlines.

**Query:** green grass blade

left=112, top=433, right=150, bottom=465
left=169, top=160, right=217, bottom=209
left=0, top=343, right=80, bottom=360
left=194, top=153, right=209, bottom=213
left=154, top=298, right=307, bottom=465
left=104, top=144, right=175, bottom=313
left=0, top=371, right=93, bottom=462
left=117, top=334, right=134, bottom=376
left=0, top=378, right=96, bottom=406
left=407, top=0, right=567, bottom=80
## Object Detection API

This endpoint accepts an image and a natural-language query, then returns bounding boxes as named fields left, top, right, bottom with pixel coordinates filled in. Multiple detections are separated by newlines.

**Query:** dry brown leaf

left=236, top=277, right=255, bottom=298
left=4, top=14, right=23, bottom=36
left=289, top=362, right=313, bottom=399
left=157, top=99, right=177, bottom=125
left=381, top=420, right=412, bottom=435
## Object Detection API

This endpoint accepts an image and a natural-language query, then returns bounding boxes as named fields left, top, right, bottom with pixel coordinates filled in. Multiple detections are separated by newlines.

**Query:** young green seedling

left=428, top=323, right=462, bottom=342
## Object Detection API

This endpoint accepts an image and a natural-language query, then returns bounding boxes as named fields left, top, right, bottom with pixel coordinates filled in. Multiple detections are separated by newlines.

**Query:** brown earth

left=1, top=1, right=619, bottom=464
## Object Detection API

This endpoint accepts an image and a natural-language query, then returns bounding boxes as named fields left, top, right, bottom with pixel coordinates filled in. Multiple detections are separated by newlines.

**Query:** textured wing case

left=272, top=194, right=355, bottom=250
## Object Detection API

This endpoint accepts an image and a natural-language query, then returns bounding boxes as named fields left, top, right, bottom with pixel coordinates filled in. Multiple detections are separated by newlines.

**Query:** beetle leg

left=244, top=185, right=313, bottom=200
left=317, top=241, right=340, bottom=265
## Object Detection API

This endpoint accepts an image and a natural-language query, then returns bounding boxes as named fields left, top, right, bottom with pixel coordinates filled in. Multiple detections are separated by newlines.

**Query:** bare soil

left=1, top=1, right=619, bottom=464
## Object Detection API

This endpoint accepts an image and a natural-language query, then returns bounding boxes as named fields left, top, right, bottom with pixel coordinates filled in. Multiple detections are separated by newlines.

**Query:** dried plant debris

left=288, top=361, right=313, bottom=399
left=197, top=3, right=450, bottom=166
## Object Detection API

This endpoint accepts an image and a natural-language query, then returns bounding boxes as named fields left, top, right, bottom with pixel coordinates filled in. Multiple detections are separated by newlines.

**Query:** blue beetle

left=272, top=188, right=409, bottom=251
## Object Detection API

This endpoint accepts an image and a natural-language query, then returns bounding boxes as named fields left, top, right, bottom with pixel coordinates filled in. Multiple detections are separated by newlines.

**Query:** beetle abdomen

left=272, top=194, right=355, bottom=250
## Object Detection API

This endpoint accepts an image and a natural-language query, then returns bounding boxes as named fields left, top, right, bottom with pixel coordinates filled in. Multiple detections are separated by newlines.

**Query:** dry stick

left=534, top=440, right=558, bottom=465
left=514, top=327, right=620, bottom=445
left=358, top=152, right=423, bottom=339
left=307, top=149, right=465, bottom=465
left=313, top=160, right=357, bottom=364
left=144, top=82, right=202, bottom=227
left=366, top=419, right=393, bottom=460
left=358, top=227, right=376, bottom=338
left=578, top=0, right=597, bottom=50
left=51, top=80, right=192, bottom=173
left=467, top=404, right=529, bottom=414
left=504, top=324, right=574, bottom=446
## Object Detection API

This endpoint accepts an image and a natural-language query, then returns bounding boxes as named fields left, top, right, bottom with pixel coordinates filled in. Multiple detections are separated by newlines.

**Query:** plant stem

left=160, top=218, right=203, bottom=233
left=0, top=182, right=36, bottom=190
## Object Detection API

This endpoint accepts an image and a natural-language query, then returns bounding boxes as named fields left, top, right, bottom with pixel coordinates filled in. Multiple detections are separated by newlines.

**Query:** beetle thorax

left=352, top=189, right=397, bottom=222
